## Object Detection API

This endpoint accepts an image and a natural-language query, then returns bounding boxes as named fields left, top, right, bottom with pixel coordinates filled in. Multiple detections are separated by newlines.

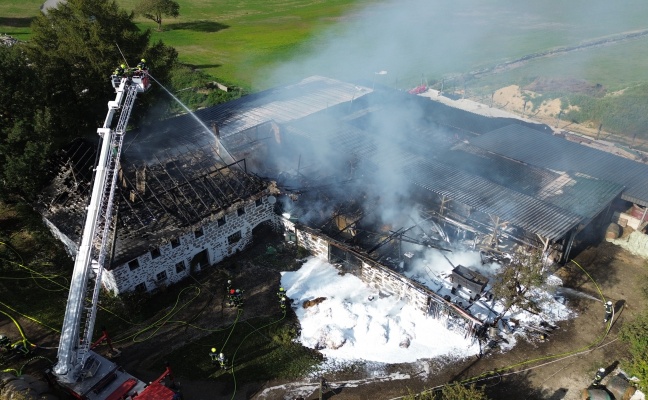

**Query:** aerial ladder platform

left=51, top=71, right=176, bottom=400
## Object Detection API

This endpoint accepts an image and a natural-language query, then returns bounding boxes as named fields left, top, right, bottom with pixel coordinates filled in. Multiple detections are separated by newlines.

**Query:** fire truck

left=50, top=70, right=177, bottom=400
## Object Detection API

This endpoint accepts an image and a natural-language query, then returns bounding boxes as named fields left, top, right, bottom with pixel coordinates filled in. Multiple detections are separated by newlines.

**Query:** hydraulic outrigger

left=50, top=70, right=177, bottom=399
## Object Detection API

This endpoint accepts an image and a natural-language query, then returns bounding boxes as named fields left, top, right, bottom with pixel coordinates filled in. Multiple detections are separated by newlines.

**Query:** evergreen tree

left=0, top=0, right=177, bottom=201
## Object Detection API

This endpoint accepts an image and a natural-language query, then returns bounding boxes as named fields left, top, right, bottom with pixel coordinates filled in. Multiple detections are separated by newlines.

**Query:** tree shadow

left=167, top=20, right=229, bottom=33
left=187, top=64, right=222, bottom=70
left=0, top=17, right=34, bottom=28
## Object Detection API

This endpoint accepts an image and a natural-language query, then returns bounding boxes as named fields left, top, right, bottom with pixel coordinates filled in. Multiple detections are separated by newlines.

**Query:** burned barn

left=206, top=77, right=627, bottom=265
left=41, top=75, right=648, bottom=328
left=40, top=129, right=276, bottom=294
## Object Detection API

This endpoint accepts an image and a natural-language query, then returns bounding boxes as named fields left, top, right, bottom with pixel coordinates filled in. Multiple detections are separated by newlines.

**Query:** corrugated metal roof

left=195, top=76, right=372, bottom=139
left=470, top=125, right=648, bottom=206
left=405, top=159, right=583, bottom=240
left=445, top=144, right=625, bottom=220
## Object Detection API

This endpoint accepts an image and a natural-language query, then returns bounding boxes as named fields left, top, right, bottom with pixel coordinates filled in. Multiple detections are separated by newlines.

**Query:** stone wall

left=279, top=216, right=483, bottom=337
left=103, top=194, right=277, bottom=294
left=359, top=260, right=430, bottom=312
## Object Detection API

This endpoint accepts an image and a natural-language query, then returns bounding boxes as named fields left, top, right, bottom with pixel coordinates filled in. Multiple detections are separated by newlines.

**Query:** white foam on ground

left=281, top=258, right=480, bottom=364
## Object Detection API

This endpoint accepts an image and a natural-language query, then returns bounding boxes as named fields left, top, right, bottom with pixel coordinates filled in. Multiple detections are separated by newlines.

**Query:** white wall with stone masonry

left=103, top=194, right=278, bottom=294
left=279, top=217, right=430, bottom=313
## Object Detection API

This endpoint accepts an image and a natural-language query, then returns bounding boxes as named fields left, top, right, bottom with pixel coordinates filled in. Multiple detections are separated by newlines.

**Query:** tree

left=135, top=0, right=180, bottom=31
left=490, top=248, right=546, bottom=321
left=439, top=383, right=490, bottom=400
left=0, top=45, right=50, bottom=201
left=0, top=0, right=177, bottom=201
left=27, top=0, right=154, bottom=141
left=401, top=383, right=490, bottom=400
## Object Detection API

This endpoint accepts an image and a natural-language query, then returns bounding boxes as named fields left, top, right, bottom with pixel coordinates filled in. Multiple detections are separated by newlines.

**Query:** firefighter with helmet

left=209, top=347, right=218, bottom=364
left=0, top=334, right=10, bottom=351
left=113, top=64, right=125, bottom=76
left=137, top=58, right=147, bottom=71
left=604, top=300, right=613, bottom=323
left=277, top=287, right=285, bottom=299
left=234, top=289, right=244, bottom=307
left=227, top=289, right=236, bottom=306
left=593, top=367, right=606, bottom=386
left=218, top=352, right=229, bottom=370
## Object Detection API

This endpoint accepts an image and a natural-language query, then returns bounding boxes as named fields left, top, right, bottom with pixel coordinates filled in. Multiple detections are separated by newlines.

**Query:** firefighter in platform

left=604, top=301, right=614, bottom=323
left=279, top=295, right=287, bottom=310
left=137, top=58, right=147, bottom=71
left=226, top=280, right=232, bottom=293
left=209, top=347, right=218, bottom=365
left=277, top=287, right=286, bottom=299
left=113, top=64, right=125, bottom=77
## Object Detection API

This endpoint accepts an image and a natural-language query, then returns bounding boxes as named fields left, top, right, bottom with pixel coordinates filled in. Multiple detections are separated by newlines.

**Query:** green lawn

left=4, top=0, right=648, bottom=91
left=119, top=0, right=380, bottom=90
left=0, top=0, right=41, bottom=40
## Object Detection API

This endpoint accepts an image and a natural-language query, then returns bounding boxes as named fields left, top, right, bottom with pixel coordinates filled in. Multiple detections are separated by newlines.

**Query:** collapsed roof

left=40, top=75, right=636, bottom=268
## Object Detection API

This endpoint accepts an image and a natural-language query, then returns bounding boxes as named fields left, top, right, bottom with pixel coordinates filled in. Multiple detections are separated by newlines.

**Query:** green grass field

left=3, top=0, right=648, bottom=92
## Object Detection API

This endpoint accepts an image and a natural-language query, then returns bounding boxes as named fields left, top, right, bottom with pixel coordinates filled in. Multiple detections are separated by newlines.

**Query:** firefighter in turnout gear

left=0, top=335, right=11, bottom=351
left=234, top=289, right=244, bottom=307
left=279, top=295, right=287, bottom=310
left=227, top=289, right=236, bottom=306
left=113, top=64, right=125, bottom=77
left=593, top=367, right=605, bottom=386
left=604, top=301, right=613, bottom=323
left=218, top=352, right=230, bottom=370
left=277, top=287, right=285, bottom=299
left=209, top=347, right=218, bottom=364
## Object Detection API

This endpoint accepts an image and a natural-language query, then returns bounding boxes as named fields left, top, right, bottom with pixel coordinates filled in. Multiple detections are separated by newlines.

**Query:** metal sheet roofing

left=470, top=125, right=648, bottom=206
left=404, top=159, right=583, bottom=240
left=446, top=144, right=625, bottom=221
left=194, top=76, right=372, bottom=139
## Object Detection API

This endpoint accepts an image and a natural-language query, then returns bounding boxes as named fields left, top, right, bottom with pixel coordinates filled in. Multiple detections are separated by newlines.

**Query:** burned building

left=40, top=130, right=277, bottom=294
left=41, top=75, right=648, bottom=329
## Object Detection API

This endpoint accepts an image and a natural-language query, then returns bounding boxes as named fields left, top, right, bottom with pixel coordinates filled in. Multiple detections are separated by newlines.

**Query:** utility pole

left=597, top=123, right=603, bottom=140
left=555, top=111, right=563, bottom=128
left=319, top=376, right=329, bottom=400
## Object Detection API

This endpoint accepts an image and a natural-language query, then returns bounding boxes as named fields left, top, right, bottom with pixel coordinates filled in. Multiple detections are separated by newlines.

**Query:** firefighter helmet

left=230, top=289, right=235, bottom=294
left=120, top=64, right=125, bottom=68
left=236, top=289, right=240, bottom=294
left=211, top=347, right=216, bottom=353
left=141, top=59, right=146, bottom=63
left=279, top=287, right=285, bottom=292
left=606, top=301, right=613, bottom=305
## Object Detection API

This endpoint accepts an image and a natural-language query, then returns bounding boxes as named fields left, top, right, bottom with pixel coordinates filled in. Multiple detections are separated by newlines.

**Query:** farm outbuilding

left=40, top=76, right=648, bottom=303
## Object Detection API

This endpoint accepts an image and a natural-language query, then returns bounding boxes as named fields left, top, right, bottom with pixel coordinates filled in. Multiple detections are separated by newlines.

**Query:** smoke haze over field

left=261, top=0, right=647, bottom=89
